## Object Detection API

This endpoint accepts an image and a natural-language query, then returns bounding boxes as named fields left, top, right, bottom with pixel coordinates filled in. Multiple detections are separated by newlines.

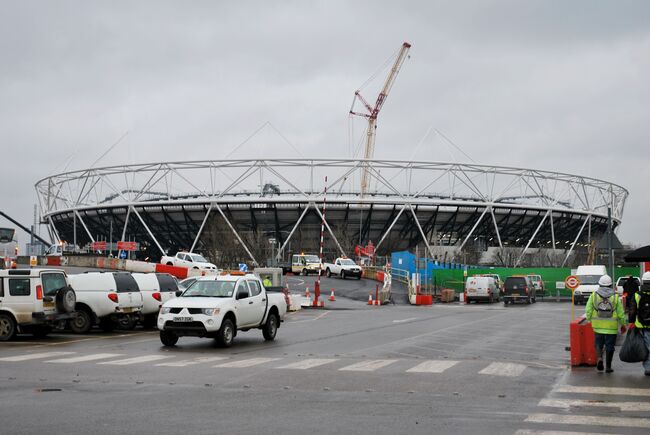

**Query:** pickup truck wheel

left=70, top=309, right=92, bottom=334
left=341, top=271, right=346, bottom=280
left=0, top=313, right=16, bottom=341
left=262, top=314, right=279, bottom=341
left=160, top=330, right=178, bottom=347
left=503, top=300, right=508, bottom=306
left=56, top=286, right=76, bottom=313
left=216, top=318, right=235, bottom=348
left=118, top=315, right=137, bottom=330
left=301, top=268, right=308, bottom=276
left=326, top=268, right=331, bottom=278
left=166, top=262, right=173, bottom=266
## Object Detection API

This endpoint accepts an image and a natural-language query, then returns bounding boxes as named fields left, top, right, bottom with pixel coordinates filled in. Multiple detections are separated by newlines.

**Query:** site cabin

left=291, top=254, right=321, bottom=276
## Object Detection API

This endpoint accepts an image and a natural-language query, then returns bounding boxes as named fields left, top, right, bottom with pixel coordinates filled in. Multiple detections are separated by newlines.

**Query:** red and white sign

left=565, top=275, right=581, bottom=290
left=91, top=241, right=107, bottom=251
left=117, top=241, right=137, bottom=251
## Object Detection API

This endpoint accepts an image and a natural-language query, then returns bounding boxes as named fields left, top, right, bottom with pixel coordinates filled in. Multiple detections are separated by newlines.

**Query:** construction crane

left=350, top=42, right=411, bottom=197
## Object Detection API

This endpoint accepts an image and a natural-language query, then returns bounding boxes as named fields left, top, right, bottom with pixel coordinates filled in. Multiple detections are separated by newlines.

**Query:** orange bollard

left=368, top=293, right=373, bottom=305
left=329, top=289, right=335, bottom=301
left=305, top=287, right=310, bottom=299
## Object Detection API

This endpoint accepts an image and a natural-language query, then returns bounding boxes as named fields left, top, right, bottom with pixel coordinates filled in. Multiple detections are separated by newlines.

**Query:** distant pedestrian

left=585, top=275, right=626, bottom=373
left=623, top=275, right=640, bottom=313
left=263, top=277, right=272, bottom=288
left=628, top=271, right=650, bottom=376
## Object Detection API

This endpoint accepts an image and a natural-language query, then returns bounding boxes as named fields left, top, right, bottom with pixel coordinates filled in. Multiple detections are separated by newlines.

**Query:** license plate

left=122, top=307, right=134, bottom=313
left=173, top=316, right=193, bottom=322
left=468, top=289, right=476, bottom=293
left=511, top=293, right=519, bottom=296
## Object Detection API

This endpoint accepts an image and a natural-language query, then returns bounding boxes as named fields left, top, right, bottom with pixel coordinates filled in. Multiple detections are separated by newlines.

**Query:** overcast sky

left=1, top=0, right=649, bottom=247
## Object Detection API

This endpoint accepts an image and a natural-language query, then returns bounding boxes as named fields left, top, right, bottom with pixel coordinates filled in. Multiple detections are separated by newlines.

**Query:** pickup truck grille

left=164, top=321, right=206, bottom=332
left=169, top=308, right=183, bottom=314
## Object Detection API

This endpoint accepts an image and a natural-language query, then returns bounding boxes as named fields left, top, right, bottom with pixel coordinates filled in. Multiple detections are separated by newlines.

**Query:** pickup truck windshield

left=340, top=259, right=355, bottom=265
left=183, top=280, right=235, bottom=297
left=189, top=254, right=208, bottom=263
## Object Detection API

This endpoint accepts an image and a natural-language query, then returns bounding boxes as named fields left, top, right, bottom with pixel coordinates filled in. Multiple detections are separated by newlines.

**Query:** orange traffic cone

left=329, top=289, right=335, bottom=301
left=305, top=287, right=310, bottom=299
left=367, top=293, right=373, bottom=305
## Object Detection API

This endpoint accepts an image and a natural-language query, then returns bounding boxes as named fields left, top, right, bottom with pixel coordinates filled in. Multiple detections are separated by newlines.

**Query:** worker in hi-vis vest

left=585, top=275, right=626, bottom=373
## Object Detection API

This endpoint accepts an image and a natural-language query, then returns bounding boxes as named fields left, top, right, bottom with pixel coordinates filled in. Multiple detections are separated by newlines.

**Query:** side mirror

left=236, top=291, right=248, bottom=300
left=175, top=290, right=183, bottom=297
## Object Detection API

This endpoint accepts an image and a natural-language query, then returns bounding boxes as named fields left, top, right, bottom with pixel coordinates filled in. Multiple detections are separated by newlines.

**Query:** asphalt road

left=1, top=272, right=649, bottom=434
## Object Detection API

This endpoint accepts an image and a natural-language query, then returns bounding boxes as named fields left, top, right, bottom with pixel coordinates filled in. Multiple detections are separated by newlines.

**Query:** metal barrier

left=364, top=266, right=392, bottom=304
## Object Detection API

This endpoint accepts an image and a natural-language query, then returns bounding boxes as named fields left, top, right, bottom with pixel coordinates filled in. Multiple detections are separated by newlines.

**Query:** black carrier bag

left=619, top=328, right=649, bottom=363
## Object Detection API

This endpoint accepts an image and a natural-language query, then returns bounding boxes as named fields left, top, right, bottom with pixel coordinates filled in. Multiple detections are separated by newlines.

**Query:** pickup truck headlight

left=160, top=307, right=172, bottom=314
left=202, top=308, right=221, bottom=316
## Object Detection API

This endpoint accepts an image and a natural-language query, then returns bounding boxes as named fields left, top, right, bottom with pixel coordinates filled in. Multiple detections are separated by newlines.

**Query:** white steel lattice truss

left=35, top=159, right=628, bottom=266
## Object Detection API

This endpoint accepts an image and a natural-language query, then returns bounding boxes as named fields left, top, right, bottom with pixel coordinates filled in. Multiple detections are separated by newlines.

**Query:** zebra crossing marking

left=98, top=355, right=173, bottom=365
left=214, top=357, right=280, bottom=368
left=46, top=353, right=124, bottom=363
left=156, top=356, right=227, bottom=367
left=276, top=358, right=338, bottom=370
left=0, top=352, right=75, bottom=362
left=524, top=413, right=650, bottom=429
left=554, top=385, right=650, bottom=397
left=539, top=398, right=650, bottom=412
left=339, top=359, right=398, bottom=372
left=479, top=362, right=526, bottom=377
left=406, top=360, right=460, bottom=373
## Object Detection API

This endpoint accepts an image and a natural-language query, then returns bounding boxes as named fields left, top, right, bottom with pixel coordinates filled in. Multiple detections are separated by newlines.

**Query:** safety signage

left=564, top=275, right=580, bottom=290
left=239, top=263, right=248, bottom=272
left=117, top=241, right=138, bottom=251
left=91, top=241, right=107, bottom=251
left=29, top=256, right=37, bottom=267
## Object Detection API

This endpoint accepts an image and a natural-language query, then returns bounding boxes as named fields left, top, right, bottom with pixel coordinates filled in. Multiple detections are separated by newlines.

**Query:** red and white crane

left=350, top=42, right=411, bottom=196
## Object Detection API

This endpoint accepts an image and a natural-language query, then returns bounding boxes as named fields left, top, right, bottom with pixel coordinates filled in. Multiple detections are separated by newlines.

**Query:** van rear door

left=155, top=273, right=178, bottom=305
left=112, top=272, right=142, bottom=312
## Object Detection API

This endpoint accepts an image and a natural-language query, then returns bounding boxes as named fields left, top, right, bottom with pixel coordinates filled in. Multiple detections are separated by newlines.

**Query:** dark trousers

left=595, top=333, right=616, bottom=353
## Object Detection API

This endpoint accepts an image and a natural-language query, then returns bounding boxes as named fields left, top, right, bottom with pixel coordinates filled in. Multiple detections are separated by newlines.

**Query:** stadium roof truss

left=35, top=159, right=628, bottom=266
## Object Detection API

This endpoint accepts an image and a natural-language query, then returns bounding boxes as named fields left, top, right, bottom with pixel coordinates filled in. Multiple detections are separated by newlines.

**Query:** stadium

left=34, top=158, right=628, bottom=266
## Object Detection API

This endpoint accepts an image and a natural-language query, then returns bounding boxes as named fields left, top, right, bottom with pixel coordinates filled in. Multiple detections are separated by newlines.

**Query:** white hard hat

left=642, top=271, right=650, bottom=282
left=598, top=275, right=613, bottom=287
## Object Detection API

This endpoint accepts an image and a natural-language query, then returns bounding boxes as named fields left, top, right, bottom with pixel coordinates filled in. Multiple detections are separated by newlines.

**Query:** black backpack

left=637, top=289, right=650, bottom=327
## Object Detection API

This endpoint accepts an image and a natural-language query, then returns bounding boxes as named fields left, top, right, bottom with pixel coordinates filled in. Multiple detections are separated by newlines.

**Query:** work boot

left=605, top=350, right=614, bottom=373
left=596, top=347, right=604, bottom=371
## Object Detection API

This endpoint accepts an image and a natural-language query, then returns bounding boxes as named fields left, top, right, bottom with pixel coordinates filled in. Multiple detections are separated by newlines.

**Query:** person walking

left=628, top=271, right=650, bottom=376
left=585, top=275, right=626, bottom=373
left=623, top=274, right=640, bottom=313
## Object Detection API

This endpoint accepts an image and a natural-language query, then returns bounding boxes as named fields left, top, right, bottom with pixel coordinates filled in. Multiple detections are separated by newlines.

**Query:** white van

left=573, top=265, right=607, bottom=305
left=68, top=272, right=144, bottom=333
left=465, top=276, right=499, bottom=303
left=131, top=273, right=179, bottom=328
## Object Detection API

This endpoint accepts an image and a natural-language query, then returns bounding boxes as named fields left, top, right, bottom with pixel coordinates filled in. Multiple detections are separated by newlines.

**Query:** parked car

left=503, top=275, right=536, bottom=305
left=158, top=272, right=287, bottom=347
left=615, top=276, right=640, bottom=296
left=465, top=276, right=499, bottom=303
left=573, top=265, right=607, bottom=305
left=323, top=257, right=363, bottom=279
left=160, top=252, right=218, bottom=271
left=67, top=272, right=143, bottom=333
left=527, top=274, right=545, bottom=296
left=131, top=273, right=179, bottom=328
left=0, top=269, right=76, bottom=340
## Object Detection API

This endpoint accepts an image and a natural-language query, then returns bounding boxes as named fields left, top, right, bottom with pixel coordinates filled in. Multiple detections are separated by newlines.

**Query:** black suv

left=503, top=276, right=536, bottom=306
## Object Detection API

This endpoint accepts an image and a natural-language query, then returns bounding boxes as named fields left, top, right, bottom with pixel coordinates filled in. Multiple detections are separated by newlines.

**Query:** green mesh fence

left=430, top=266, right=640, bottom=297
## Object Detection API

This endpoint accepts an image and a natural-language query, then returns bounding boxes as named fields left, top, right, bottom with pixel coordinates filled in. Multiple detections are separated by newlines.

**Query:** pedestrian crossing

left=0, top=350, right=543, bottom=377
left=516, top=384, right=650, bottom=433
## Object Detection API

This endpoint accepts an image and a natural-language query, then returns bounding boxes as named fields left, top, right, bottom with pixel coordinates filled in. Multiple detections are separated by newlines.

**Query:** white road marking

left=156, top=356, right=226, bottom=367
left=479, top=362, right=527, bottom=377
left=539, top=398, right=650, bottom=412
left=406, top=360, right=460, bottom=373
left=290, top=311, right=330, bottom=323
left=524, top=413, right=650, bottom=429
left=46, top=353, right=123, bottom=363
left=214, top=357, right=280, bottom=368
left=98, top=355, right=173, bottom=365
left=0, top=352, right=75, bottom=362
left=276, top=358, right=338, bottom=370
left=339, top=359, right=398, bottom=372
left=515, top=430, right=617, bottom=435
left=393, top=317, right=418, bottom=323
left=554, top=385, right=650, bottom=397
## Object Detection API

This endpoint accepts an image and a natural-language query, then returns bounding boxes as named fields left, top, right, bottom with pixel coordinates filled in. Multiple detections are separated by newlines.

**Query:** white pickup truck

left=323, top=258, right=363, bottom=279
left=157, top=273, right=287, bottom=347
left=160, top=252, right=218, bottom=272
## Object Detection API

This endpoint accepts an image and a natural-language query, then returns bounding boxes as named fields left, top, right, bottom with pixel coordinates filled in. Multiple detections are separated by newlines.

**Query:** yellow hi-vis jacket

left=585, top=291, right=625, bottom=334
left=634, top=293, right=650, bottom=329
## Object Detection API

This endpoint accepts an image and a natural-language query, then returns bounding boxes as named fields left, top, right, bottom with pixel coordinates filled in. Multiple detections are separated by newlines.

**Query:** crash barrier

left=395, top=269, right=433, bottom=306
left=569, top=315, right=597, bottom=367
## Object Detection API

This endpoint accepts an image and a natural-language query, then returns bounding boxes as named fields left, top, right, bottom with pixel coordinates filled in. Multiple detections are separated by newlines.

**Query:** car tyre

left=262, top=313, right=279, bottom=341
left=301, top=269, right=308, bottom=276
left=341, top=271, right=346, bottom=280
left=326, top=268, right=331, bottom=278
left=503, top=300, right=508, bottom=306
left=160, top=330, right=178, bottom=347
left=56, top=286, right=76, bottom=313
left=70, top=309, right=92, bottom=334
left=118, top=315, right=137, bottom=330
left=216, top=318, right=235, bottom=348
left=0, top=313, right=17, bottom=341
